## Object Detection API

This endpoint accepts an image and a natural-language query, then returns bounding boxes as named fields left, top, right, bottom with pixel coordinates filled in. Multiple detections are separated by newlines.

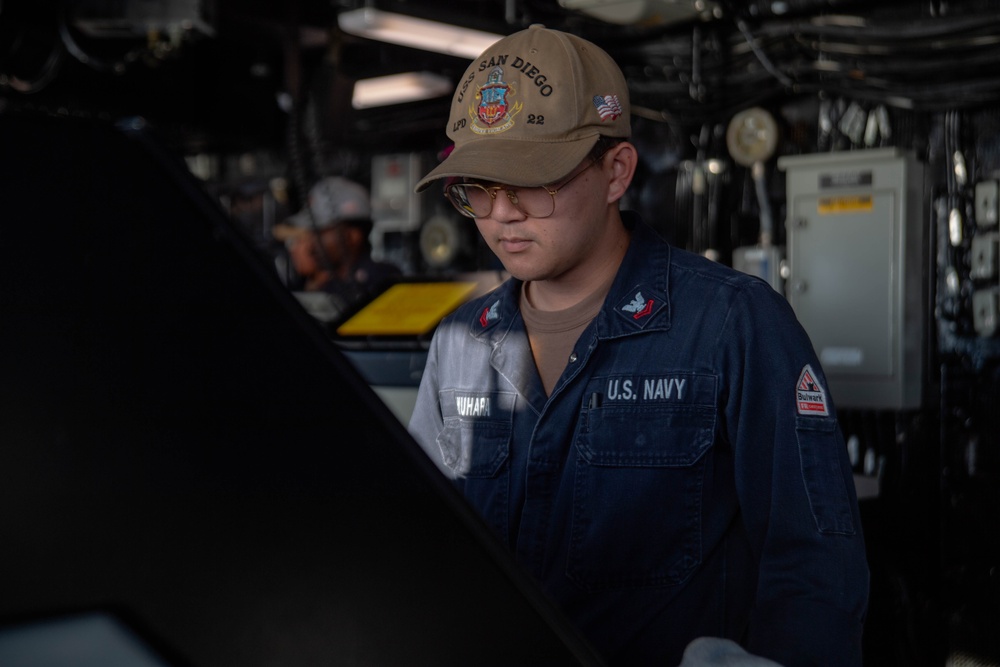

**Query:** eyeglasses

left=445, top=157, right=602, bottom=219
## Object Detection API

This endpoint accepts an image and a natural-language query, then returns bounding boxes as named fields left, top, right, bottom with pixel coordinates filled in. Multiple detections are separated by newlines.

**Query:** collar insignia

left=614, top=288, right=665, bottom=327
left=479, top=300, right=501, bottom=328
left=621, top=291, right=655, bottom=320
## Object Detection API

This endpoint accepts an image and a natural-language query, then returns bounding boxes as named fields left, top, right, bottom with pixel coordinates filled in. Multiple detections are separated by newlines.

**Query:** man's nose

left=490, top=188, right=527, bottom=222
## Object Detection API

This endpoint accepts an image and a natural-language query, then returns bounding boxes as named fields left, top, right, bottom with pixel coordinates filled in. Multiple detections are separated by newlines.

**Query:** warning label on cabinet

left=817, top=195, right=873, bottom=214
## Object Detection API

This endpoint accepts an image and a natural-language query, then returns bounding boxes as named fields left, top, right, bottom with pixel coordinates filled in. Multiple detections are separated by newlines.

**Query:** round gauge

left=726, top=107, right=779, bottom=166
left=420, top=215, right=461, bottom=268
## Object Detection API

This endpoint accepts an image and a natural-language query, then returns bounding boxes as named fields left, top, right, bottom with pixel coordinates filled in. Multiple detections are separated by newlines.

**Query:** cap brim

left=272, top=210, right=327, bottom=241
left=415, top=135, right=600, bottom=192
left=272, top=223, right=300, bottom=241
left=274, top=207, right=354, bottom=241
left=272, top=222, right=308, bottom=241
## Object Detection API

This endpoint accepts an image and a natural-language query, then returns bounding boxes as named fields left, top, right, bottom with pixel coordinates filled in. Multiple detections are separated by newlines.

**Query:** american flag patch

left=592, top=94, right=622, bottom=121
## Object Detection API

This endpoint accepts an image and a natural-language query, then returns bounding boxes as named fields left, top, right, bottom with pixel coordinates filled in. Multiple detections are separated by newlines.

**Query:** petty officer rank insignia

left=796, top=364, right=831, bottom=416
left=615, top=288, right=665, bottom=326
left=479, top=300, right=501, bottom=328
left=470, top=66, right=523, bottom=135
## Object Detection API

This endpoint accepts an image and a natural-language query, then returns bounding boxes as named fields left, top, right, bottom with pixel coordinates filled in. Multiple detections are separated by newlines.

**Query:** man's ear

left=606, top=141, right=638, bottom=205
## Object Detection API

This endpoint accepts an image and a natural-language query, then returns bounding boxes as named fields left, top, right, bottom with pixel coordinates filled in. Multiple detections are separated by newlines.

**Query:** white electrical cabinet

left=371, top=153, right=425, bottom=233
left=778, top=148, right=926, bottom=410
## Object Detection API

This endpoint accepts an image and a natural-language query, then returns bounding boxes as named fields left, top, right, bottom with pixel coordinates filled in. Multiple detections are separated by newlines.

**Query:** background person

left=273, top=176, right=401, bottom=310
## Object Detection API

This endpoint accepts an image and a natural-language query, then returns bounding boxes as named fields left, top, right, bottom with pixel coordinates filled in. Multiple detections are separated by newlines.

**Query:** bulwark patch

left=796, top=364, right=830, bottom=416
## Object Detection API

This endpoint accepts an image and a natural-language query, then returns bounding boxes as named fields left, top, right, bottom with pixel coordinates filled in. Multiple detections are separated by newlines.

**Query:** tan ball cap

left=415, top=24, right=630, bottom=192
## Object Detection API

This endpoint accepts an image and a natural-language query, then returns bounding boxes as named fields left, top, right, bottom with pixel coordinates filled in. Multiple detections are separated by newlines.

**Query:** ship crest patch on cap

left=469, top=66, right=523, bottom=136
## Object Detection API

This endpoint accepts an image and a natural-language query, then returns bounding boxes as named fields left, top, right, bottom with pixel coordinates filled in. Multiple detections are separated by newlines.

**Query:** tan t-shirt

left=520, top=275, right=616, bottom=396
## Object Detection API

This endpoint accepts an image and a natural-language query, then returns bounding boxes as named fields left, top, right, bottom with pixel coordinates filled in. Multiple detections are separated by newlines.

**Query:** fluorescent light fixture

left=352, top=71, right=454, bottom=109
left=338, top=8, right=503, bottom=59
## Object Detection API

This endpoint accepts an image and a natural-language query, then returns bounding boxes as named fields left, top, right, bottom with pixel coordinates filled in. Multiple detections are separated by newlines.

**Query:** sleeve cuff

left=746, top=597, right=865, bottom=667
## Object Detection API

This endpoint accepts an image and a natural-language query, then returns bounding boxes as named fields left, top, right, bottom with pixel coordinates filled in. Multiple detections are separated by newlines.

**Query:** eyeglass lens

left=447, top=184, right=555, bottom=219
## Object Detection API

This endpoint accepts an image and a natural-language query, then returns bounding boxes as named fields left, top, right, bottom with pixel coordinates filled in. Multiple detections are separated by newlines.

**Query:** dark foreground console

left=0, top=113, right=603, bottom=667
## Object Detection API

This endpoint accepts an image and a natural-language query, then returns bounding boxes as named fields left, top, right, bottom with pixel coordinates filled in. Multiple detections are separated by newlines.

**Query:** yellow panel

left=336, top=282, right=478, bottom=336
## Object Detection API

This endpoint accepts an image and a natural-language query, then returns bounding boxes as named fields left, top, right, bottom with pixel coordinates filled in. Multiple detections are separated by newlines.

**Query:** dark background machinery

left=2, top=1, right=1000, bottom=665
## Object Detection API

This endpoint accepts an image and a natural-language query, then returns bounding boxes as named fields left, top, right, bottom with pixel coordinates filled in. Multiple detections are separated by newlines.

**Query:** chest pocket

left=568, top=373, right=717, bottom=591
left=436, top=389, right=515, bottom=478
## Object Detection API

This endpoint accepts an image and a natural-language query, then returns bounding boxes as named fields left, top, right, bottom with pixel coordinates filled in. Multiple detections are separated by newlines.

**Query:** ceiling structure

left=5, top=0, right=1000, bottom=167
left=0, top=0, right=746, bottom=155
